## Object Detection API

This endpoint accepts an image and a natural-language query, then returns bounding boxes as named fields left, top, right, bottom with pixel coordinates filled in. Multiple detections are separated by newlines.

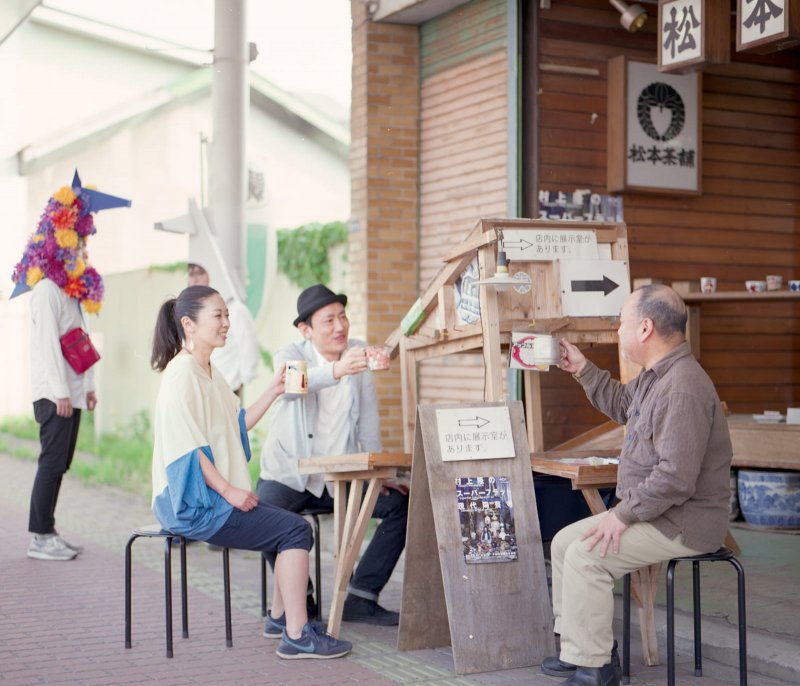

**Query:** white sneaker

left=53, top=532, right=84, bottom=554
left=27, top=534, right=77, bottom=561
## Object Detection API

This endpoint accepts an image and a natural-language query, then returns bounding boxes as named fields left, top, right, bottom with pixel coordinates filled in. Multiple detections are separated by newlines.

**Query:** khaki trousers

left=551, top=512, right=701, bottom=668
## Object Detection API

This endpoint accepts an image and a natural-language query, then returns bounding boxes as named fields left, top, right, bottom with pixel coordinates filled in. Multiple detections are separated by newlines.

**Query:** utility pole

left=208, top=0, right=249, bottom=300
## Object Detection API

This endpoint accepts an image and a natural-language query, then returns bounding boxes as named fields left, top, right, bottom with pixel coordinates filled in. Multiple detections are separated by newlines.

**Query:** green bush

left=1, top=411, right=266, bottom=498
left=277, top=220, right=348, bottom=288
left=0, top=412, right=153, bottom=496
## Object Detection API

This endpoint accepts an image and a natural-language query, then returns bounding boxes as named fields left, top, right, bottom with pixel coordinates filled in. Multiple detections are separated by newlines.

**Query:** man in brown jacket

left=542, top=284, right=733, bottom=686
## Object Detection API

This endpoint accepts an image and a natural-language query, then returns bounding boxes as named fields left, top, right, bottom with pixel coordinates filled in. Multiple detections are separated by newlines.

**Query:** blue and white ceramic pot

left=737, top=470, right=800, bottom=529
left=729, top=471, right=739, bottom=521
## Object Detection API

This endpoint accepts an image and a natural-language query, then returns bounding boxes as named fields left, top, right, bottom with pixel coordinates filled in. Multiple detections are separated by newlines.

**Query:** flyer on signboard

left=456, top=476, right=518, bottom=564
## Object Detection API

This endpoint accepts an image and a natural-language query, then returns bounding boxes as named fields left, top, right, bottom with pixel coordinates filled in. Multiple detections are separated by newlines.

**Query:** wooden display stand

left=386, top=217, right=632, bottom=452
left=398, top=401, right=553, bottom=674
left=387, top=217, right=672, bottom=666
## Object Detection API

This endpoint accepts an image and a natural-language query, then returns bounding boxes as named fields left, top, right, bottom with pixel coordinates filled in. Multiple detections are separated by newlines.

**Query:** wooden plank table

left=298, top=451, right=411, bottom=637
left=727, top=414, right=800, bottom=470
left=530, top=451, right=664, bottom=666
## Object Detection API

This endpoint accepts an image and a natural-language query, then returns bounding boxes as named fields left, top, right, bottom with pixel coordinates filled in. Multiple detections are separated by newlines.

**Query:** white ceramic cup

left=531, top=335, right=561, bottom=365
left=766, top=275, right=783, bottom=291
left=788, top=279, right=800, bottom=292
left=745, top=280, right=766, bottom=293
left=787, top=408, right=800, bottom=425
left=700, top=277, right=717, bottom=293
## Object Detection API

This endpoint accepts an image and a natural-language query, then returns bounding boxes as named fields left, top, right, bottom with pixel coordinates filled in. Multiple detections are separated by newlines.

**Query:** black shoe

left=542, top=641, right=619, bottom=680
left=563, top=660, right=620, bottom=686
left=341, top=595, right=399, bottom=626
left=541, top=655, right=577, bottom=677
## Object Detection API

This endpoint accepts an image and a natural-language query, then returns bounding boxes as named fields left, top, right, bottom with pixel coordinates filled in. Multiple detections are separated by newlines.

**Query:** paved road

left=0, top=448, right=796, bottom=686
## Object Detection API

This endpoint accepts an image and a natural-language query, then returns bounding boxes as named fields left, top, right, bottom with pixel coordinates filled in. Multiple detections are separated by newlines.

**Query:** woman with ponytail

left=150, top=286, right=352, bottom=660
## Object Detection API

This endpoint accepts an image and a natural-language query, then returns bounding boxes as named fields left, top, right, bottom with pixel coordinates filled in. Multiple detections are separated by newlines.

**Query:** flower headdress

left=11, top=171, right=131, bottom=314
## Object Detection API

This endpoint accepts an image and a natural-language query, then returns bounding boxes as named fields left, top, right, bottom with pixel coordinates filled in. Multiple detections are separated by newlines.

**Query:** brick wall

left=349, top=1, right=420, bottom=451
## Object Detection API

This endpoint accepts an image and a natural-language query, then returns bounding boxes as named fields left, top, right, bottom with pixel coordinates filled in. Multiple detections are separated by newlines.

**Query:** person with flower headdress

left=11, top=172, right=130, bottom=561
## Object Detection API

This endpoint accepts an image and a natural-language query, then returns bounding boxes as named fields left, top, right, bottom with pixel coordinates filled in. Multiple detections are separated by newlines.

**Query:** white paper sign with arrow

left=559, top=259, right=631, bottom=317
left=436, top=406, right=516, bottom=462
left=502, top=229, right=599, bottom=262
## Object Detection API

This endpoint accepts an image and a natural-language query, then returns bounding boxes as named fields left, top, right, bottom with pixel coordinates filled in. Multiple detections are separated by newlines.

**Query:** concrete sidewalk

left=0, top=448, right=797, bottom=686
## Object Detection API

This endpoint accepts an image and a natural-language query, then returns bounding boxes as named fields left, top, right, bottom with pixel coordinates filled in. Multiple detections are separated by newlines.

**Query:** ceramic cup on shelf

left=745, top=280, right=767, bottom=293
left=789, top=279, right=800, bottom=292
left=700, top=276, right=717, bottom=293
left=786, top=408, right=800, bottom=425
left=766, top=274, right=783, bottom=291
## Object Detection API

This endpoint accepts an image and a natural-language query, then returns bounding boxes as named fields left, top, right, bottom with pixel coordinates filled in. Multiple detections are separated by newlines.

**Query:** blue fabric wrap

left=152, top=446, right=233, bottom=539
left=238, top=408, right=251, bottom=462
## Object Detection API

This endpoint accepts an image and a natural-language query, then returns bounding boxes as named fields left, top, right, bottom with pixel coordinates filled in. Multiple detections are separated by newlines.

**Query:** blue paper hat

left=71, top=170, right=132, bottom=213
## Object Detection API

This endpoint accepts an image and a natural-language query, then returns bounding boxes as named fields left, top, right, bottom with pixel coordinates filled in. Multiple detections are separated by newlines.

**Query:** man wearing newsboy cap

left=257, top=284, right=408, bottom=631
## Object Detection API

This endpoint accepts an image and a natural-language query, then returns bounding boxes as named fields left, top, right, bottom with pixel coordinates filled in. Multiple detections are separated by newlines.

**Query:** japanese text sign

left=658, top=0, right=730, bottom=73
left=436, top=406, right=516, bottom=462
left=737, top=0, right=800, bottom=53
left=607, top=57, right=701, bottom=194
left=502, top=229, right=599, bottom=262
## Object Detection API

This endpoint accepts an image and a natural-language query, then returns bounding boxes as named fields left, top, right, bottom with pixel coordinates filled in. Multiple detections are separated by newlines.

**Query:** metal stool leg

left=730, top=557, right=748, bottom=686
left=164, top=536, right=174, bottom=659
left=260, top=553, right=268, bottom=617
left=223, top=547, right=232, bottom=647
left=622, top=573, right=631, bottom=684
left=692, top=560, right=703, bottom=676
left=124, top=534, right=137, bottom=649
left=311, top=514, right=322, bottom=621
left=180, top=538, right=189, bottom=639
left=667, top=560, right=678, bottom=686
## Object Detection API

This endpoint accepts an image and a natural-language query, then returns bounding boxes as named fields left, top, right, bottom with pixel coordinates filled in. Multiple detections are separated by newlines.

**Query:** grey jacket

left=259, top=338, right=382, bottom=494
left=576, top=342, right=732, bottom=553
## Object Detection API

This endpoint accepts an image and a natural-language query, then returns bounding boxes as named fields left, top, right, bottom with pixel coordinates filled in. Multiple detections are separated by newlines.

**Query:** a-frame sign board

left=398, top=401, right=554, bottom=675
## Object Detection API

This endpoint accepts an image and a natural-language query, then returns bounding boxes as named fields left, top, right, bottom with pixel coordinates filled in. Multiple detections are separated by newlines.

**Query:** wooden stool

left=124, top=525, right=233, bottom=657
left=622, top=547, right=747, bottom=686
left=260, top=508, right=327, bottom=621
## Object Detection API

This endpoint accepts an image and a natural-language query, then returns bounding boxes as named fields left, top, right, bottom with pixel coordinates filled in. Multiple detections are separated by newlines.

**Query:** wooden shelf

left=683, top=291, right=800, bottom=303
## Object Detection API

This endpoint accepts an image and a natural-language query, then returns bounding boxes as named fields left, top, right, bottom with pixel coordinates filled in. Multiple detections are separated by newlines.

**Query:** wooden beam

left=478, top=246, right=503, bottom=401
left=524, top=371, right=545, bottom=452
left=400, top=337, right=418, bottom=452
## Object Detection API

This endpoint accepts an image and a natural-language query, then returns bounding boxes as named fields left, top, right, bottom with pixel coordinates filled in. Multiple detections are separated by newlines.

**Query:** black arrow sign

left=571, top=276, right=619, bottom=296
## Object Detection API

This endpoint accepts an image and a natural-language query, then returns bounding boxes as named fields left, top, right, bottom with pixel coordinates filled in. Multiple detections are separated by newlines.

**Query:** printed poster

left=456, top=476, right=518, bottom=564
